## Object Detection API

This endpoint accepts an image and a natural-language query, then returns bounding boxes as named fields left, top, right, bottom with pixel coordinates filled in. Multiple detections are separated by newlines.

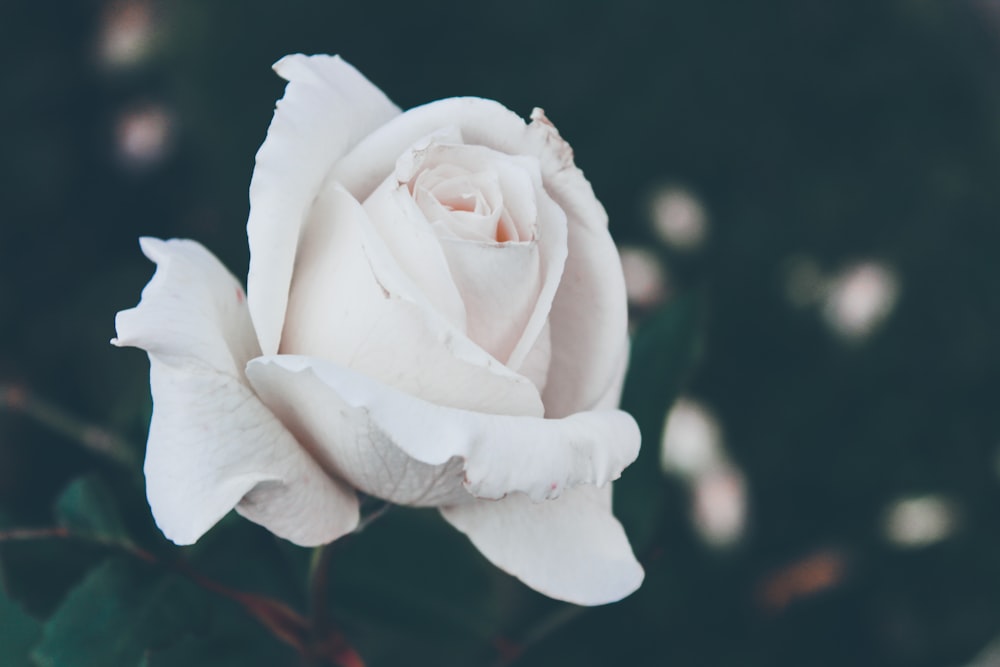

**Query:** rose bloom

left=114, top=54, right=642, bottom=605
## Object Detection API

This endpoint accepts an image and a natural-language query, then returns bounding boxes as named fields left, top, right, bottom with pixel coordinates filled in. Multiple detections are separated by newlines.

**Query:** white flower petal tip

left=142, top=361, right=361, bottom=548
left=116, top=237, right=360, bottom=547
left=246, top=53, right=400, bottom=357
left=245, top=355, right=641, bottom=504
left=441, top=486, right=644, bottom=606
left=111, top=237, right=260, bottom=378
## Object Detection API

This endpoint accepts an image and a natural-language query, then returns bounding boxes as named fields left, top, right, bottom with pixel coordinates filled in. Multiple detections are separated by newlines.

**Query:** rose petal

left=247, top=54, right=401, bottom=356
left=245, top=354, right=641, bottom=503
left=281, top=183, right=544, bottom=417
left=440, top=485, right=644, bottom=606
left=114, top=238, right=260, bottom=378
left=514, top=320, right=552, bottom=392
left=249, top=359, right=471, bottom=508
left=523, top=109, right=630, bottom=416
left=391, top=139, right=569, bottom=368
left=398, top=142, right=539, bottom=243
left=536, top=207, right=628, bottom=417
left=144, top=360, right=360, bottom=546
left=329, top=97, right=537, bottom=203
left=362, top=175, right=468, bottom=332
left=525, top=108, right=610, bottom=232
left=437, top=239, right=542, bottom=364
left=113, top=238, right=359, bottom=545
left=591, top=338, right=631, bottom=411
left=326, top=98, right=618, bottom=406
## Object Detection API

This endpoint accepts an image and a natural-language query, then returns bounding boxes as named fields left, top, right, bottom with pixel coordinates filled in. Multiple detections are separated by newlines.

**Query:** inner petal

left=282, top=182, right=545, bottom=417
left=413, top=166, right=506, bottom=243
left=388, top=138, right=566, bottom=365
left=437, top=238, right=542, bottom=363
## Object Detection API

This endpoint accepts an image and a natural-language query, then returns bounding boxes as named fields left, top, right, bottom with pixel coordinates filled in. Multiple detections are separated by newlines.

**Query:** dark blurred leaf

left=187, top=518, right=306, bottom=606
left=54, top=475, right=128, bottom=542
left=144, top=612, right=300, bottom=667
left=32, top=557, right=208, bottom=667
left=616, top=293, right=701, bottom=549
left=330, top=509, right=503, bottom=666
left=0, top=586, right=42, bottom=667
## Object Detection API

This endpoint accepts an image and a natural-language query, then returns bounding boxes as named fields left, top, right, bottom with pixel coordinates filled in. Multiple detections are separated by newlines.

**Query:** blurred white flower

left=883, top=494, right=958, bottom=548
left=822, top=261, right=900, bottom=340
left=649, top=185, right=708, bottom=250
left=660, top=398, right=724, bottom=478
left=964, top=633, right=1000, bottom=667
left=660, top=397, right=748, bottom=548
left=619, top=245, right=668, bottom=309
left=99, top=0, right=157, bottom=68
left=692, top=464, right=747, bottom=547
left=115, top=104, right=173, bottom=168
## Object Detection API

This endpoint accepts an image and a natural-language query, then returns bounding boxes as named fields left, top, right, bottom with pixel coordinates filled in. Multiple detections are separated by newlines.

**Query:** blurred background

left=3, top=0, right=1000, bottom=665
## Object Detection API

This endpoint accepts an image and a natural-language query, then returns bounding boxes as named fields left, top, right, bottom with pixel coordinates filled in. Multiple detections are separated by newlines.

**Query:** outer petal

left=539, top=221, right=630, bottom=418
left=245, top=355, right=641, bottom=503
left=440, top=485, right=644, bottom=606
left=113, top=238, right=359, bottom=545
left=247, top=54, right=401, bottom=356
left=525, top=110, right=630, bottom=417
left=329, top=97, right=541, bottom=203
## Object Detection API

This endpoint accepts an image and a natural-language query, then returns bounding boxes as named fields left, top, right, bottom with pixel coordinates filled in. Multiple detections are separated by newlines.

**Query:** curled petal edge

left=245, top=354, right=641, bottom=503
left=113, top=237, right=360, bottom=547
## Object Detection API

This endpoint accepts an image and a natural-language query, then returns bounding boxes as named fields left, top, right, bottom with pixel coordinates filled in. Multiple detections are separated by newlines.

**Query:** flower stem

left=490, top=604, right=587, bottom=667
left=308, top=544, right=333, bottom=636
left=305, top=542, right=366, bottom=667
left=0, top=383, right=139, bottom=469
left=0, top=526, right=319, bottom=660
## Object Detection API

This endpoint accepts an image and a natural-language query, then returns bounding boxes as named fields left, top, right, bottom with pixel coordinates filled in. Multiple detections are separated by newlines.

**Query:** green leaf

left=0, top=587, right=42, bottom=667
left=54, top=475, right=128, bottom=542
left=616, top=293, right=701, bottom=549
left=144, top=618, right=300, bottom=667
left=330, top=509, right=503, bottom=665
left=32, top=558, right=208, bottom=667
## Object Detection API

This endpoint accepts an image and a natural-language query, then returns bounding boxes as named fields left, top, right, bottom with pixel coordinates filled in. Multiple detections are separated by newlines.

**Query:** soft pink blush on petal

left=113, top=238, right=359, bottom=545
left=280, top=183, right=544, bottom=417
left=440, top=485, right=644, bottom=606
left=247, top=54, right=400, bottom=356
left=391, top=140, right=568, bottom=372
left=325, top=96, right=624, bottom=414
left=362, top=175, right=468, bottom=332
left=436, top=239, right=542, bottom=367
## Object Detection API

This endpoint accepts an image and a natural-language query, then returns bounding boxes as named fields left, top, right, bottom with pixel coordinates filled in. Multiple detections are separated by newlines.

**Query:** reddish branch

left=0, top=384, right=138, bottom=469
left=0, top=527, right=364, bottom=667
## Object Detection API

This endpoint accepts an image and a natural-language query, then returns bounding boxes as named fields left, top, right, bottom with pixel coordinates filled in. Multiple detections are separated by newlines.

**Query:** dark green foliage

left=54, top=475, right=129, bottom=543
left=616, top=294, right=701, bottom=550
left=0, top=587, right=42, bottom=667
left=31, top=558, right=207, bottom=667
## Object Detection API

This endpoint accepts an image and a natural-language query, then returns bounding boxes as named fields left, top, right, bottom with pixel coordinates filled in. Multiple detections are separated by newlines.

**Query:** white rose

left=113, top=54, right=643, bottom=605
